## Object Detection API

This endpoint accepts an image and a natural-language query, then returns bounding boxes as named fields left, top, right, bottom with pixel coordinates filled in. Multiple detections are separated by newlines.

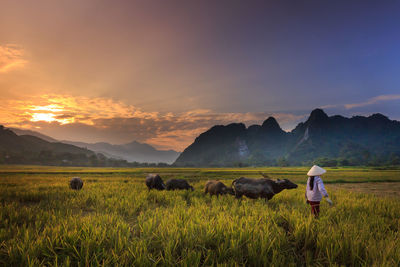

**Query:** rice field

left=0, top=166, right=399, bottom=266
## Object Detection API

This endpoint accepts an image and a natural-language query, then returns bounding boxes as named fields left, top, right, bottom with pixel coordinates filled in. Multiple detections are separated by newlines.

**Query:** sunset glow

left=26, top=103, right=77, bottom=124
left=30, top=113, right=56, bottom=123
left=0, top=44, right=27, bottom=72
left=1, top=3, right=400, bottom=265
left=1, top=1, right=400, bottom=150
left=30, top=104, right=64, bottom=113
left=0, top=94, right=308, bottom=150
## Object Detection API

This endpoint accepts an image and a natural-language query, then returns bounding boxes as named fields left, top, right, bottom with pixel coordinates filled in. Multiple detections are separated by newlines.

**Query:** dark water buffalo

left=166, top=179, right=194, bottom=191
left=204, top=180, right=234, bottom=196
left=145, top=174, right=165, bottom=190
left=70, top=177, right=83, bottom=190
left=232, top=177, right=298, bottom=202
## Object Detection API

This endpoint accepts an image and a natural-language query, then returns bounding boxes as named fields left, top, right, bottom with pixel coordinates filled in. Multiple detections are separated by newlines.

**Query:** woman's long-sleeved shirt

left=305, top=176, right=328, bottom=202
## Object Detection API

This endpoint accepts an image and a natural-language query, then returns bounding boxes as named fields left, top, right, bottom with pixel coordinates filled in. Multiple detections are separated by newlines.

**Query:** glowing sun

left=31, top=112, right=56, bottom=123
left=28, top=104, right=73, bottom=124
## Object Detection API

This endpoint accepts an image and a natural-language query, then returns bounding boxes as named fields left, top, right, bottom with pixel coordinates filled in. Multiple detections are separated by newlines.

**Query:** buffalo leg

left=235, top=193, right=243, bottom=199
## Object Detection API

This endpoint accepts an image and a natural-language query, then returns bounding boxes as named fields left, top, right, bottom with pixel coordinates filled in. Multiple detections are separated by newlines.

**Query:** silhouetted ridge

left=307, top=108, right=329, bottom=124
left=261, top=117, right=283, bottom=133
left=0, top=126, right=97, bottom=165
left=174, top=109, right=400, bottom=167
left=1, top=126, right=179, bottom=165
left=369, top=113, right=390, bottom=121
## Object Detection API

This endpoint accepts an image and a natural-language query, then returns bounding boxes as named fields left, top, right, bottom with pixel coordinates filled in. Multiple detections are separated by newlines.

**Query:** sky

left=1, top=0, right=400, bottom=151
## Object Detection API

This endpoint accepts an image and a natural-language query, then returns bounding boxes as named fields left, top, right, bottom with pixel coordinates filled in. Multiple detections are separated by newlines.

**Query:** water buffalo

left=232, top=177, right=298, bottom=202
left=166, top=179, right=194, bottom=191
left=204, top=180, right=234, bottom=196
left=70, top=177, right=83, bottom=190
left=145, top=174, right=165, bottom=190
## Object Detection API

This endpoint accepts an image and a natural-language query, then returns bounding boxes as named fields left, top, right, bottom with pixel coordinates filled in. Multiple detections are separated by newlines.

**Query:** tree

left=276, top=157, right=289, bottom=167
left=314, top=157, right=338, bottom=167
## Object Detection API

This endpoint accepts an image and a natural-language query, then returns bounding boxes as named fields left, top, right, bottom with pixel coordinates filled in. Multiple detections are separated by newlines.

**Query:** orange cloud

left=145, top=128, right=210, bottom=151
left=0, top=94, right=306, bottom=150
left=1, top=94, right=156, bottom=126
left=0, top=44, right=27, bottom=72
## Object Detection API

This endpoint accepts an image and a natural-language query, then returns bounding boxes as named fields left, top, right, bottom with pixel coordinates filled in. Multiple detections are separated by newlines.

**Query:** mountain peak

left=262, top=116, right=277, bottom=126
left=261, top=117, right=282, bottom=131
left=174, top=109, right=400, bottom=166
left=369, top=113, right=389, bottom=121
left=124, top=140, right=141, bottom=146
left=123, top=140, right=155, bottom=151
left=310, top=108, right=328, bottom=119
left=307, top=108, right=329, bottom=124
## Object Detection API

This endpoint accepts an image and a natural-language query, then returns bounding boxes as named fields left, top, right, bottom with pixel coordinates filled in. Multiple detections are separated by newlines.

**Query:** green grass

left=0, top=166, right=399, bottom=266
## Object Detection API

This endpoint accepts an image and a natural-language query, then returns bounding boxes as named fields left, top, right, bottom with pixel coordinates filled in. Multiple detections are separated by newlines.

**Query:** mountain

left=0, top=125, right=95, bottom=165
left=62, top=140, right=180, bottom=164
left=174, top=109, right=400, bottom=166
left=9, top=127, right=180, bottom=164
left=9, top=128, right=58, bottom=142
left=172, top=123, right=247, bottom=166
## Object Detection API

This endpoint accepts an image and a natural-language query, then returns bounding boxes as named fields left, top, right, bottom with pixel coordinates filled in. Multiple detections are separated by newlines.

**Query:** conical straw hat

left=307, top=165, right=326, bottom=176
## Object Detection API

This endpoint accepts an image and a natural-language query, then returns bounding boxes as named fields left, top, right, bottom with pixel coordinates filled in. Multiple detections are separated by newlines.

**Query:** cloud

left=0, top=94, right=306, bottom=151
left=80, top=110, right=305, bottom=150
left=0, top=44, right=27, bottom=72
left=344, top=94, right=400, bottom=109
left=319, top=104, right=338, bottom=109
left=0, top=94, right=155, bottom=125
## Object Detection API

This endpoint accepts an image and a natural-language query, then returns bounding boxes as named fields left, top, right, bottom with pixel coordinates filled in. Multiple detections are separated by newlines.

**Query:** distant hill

left=9, top=127, right=58, bottom=142
left=0, top=125, right=95, bottom=165
left=62, top=140, right=180, bottom=164
left=9, top=128, right=180, bottom=164
left=174, top=109, right=400, bottom=167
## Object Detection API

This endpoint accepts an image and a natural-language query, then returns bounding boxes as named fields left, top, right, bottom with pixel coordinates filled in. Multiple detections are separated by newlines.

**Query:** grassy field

left=0, top=166, right=399, bottom=266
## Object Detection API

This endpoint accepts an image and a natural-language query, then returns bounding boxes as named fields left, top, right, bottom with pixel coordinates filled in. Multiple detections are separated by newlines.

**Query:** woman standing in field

left=305, top=165, right=333, bottom=217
